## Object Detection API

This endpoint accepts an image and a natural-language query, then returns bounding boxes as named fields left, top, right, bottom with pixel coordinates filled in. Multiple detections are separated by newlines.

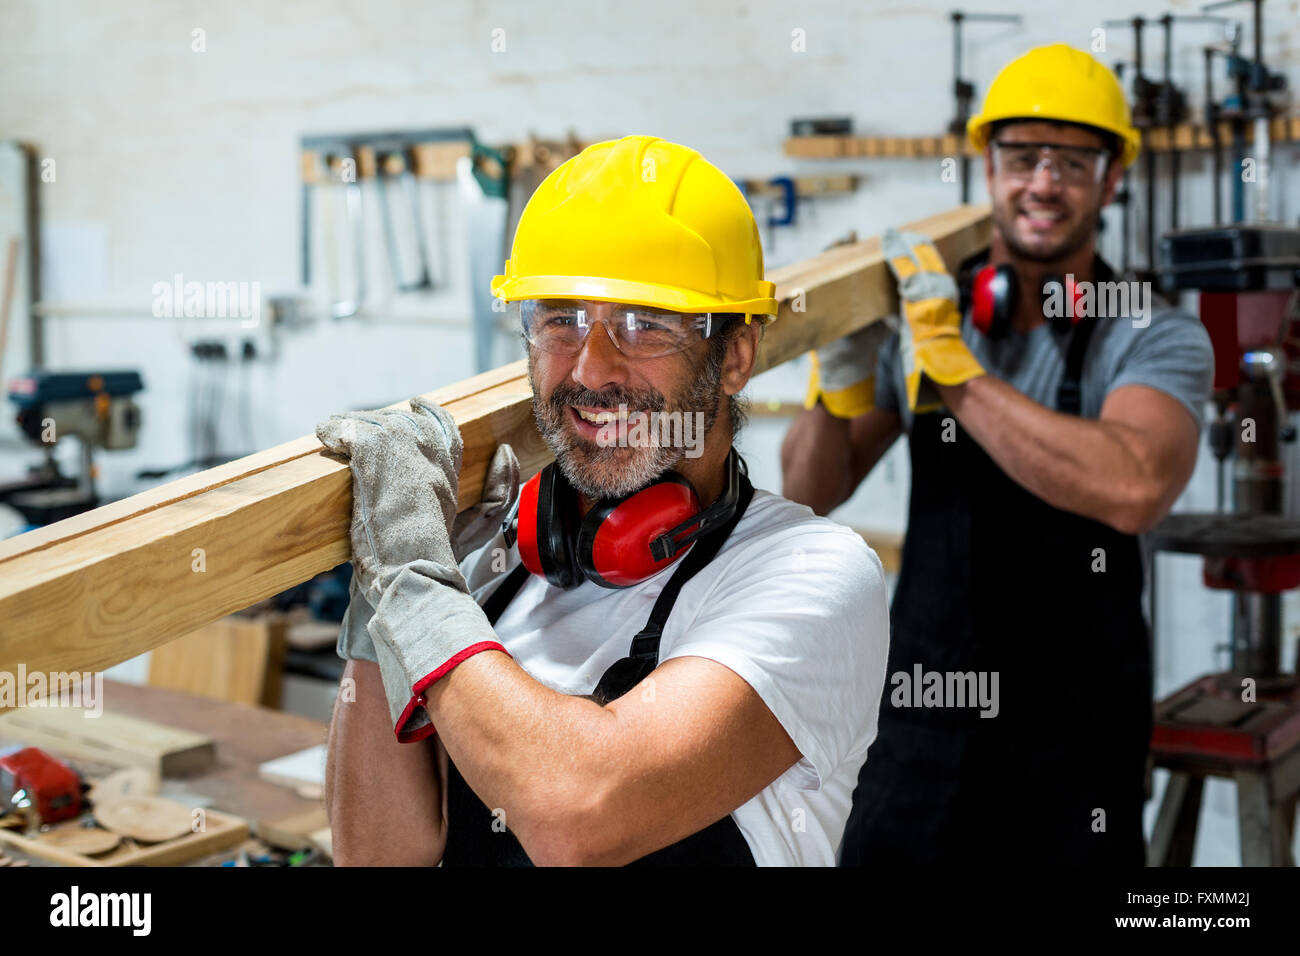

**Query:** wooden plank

left=258, top=805, right=330, bottom=851
left=0, top=206, right=991, bottom=677
left=148, top=614, right=288, bottom=708
left=0, top=707, right=215, bottom=775
left=84, top=680, right=328, bottom=826
left=853, top=528, right=903, bottom=576
left=0, top=359, right=528, bottom=565
left=0, top=805, right=248, bottom=866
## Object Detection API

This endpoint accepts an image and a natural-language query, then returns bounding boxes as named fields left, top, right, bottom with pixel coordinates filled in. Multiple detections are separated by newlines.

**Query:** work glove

left=803, top=320, right=896, bottom=418
left=334, top=442, right=522, bottom=665
left=882, top=228, right=985, bottom=412
left=316, top=398, right=509, bottom=743
left=451, top=443, right=521, bottom=563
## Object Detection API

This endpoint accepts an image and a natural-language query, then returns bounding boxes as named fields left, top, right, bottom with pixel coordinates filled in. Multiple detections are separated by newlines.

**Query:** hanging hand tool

left=328, top=148, right=367, bottom=319
left=948, top=10, right=1022, bottom=204
left=1104, top=16, right=1161, bottom=278
left=1204, top=44, right=1225, bottom=225
left=375, top=145, right=434, bottom=292
left=1202, top=0, right=1289, bottom=223
left=459, top=138, right=510, bottom=373
left=300, top=137, right=370, bottom=319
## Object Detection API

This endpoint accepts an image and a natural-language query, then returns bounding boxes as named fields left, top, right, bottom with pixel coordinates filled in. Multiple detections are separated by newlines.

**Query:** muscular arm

left=939, top=376, right=1201, bottom=534
left=325, top=659, right=446, bottom=866
left=782, top=403, right=903, bottom=515
left=423, top=651, right=800, bottom=866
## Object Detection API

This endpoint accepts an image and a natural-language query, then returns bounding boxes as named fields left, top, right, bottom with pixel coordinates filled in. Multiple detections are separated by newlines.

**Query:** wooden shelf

left=786, top=115, right=1300, bottom=160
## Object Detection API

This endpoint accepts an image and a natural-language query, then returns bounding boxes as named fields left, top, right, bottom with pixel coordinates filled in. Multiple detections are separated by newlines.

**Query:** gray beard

left=528, top=352, right=723, bottom=501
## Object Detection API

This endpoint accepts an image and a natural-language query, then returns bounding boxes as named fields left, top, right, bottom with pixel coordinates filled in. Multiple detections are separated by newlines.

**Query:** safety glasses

left=517, top=299, right=717, bottom=359
left=991, top=141, right=1109, bottom=187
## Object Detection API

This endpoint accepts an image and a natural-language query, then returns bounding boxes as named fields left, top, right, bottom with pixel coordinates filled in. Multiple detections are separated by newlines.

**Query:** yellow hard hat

left=492, top=135, right=778, bottom=321
left=967, top=44, right=1141, bottom=168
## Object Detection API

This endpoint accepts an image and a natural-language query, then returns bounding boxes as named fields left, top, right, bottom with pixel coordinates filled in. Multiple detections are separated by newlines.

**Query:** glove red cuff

left=393, top=641, right=511, bottom=743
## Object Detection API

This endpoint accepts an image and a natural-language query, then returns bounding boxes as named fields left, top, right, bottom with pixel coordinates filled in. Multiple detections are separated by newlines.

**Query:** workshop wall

left=3, top=0, right=1300, bottom=863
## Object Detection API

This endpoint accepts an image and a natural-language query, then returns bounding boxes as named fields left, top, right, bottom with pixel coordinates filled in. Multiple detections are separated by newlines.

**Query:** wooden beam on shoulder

left=0, top=204, right=990, bottom=679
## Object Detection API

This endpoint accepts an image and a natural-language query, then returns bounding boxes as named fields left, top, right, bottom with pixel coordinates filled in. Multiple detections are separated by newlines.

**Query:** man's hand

left=882, top=228, right=985, bottom=411
left=803, top=320, right=895, bottom=419
left=316, top=397, right=465, bottom=603
left=332, top=440, right=521, bottom=666
left=451, top=443, right=520, bottom=563
left=315, top=398, right=509, bottom=743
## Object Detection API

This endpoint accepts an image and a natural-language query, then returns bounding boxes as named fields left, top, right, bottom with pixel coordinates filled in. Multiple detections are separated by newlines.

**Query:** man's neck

left=989, top=234, right=1097, bottom=334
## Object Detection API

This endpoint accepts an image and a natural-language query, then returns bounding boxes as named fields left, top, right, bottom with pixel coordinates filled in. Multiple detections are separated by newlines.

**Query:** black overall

left=441, top=473, right=758, bottom=866
left=840, top=315, right=1152, bottom=866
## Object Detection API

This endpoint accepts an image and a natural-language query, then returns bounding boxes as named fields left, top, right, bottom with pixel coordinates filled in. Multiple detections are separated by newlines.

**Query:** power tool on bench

left=0, top=746, right=86, bottom=828
left=1, top=369, right=144, bottom=525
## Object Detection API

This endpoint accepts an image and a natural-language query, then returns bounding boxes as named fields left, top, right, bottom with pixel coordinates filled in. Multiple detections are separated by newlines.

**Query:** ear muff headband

left=517, top=463, right=582, bottom=588
left=962, top=253, right=1118, bottom=339
left=515, top=450, right=745, bottom=590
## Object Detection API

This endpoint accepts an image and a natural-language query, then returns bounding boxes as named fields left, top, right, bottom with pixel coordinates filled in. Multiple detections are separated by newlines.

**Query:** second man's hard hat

left=967, top=44, right=1141, bottom=167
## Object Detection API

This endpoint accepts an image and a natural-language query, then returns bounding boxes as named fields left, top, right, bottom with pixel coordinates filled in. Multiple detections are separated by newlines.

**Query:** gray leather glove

left=451, top=443, right=520, bottom=563
left=316, top=398, right=508, bottom=742
left=803, top=319, right=896, bottom=419
left=333, top=441, right=520, bottom=665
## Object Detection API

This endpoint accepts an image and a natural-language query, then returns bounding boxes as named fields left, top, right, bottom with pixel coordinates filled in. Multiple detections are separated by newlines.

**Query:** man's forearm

left=422, top=651, right=624, bottom=864
left=938, top=374, right=1182, bottom=534
left=782, top=404, right=855, bottom=515
left=326, top=659, right=446, bottom=865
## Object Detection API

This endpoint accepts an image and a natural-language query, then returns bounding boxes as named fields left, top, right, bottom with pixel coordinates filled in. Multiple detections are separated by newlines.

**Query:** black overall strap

left=589, top=470, right=755, bottom=704
left=1055, top=315, right=1098, bottom=415
left=480, top=562, right=529, bottom=626
left=1054, top=255, right=1114, bottom=416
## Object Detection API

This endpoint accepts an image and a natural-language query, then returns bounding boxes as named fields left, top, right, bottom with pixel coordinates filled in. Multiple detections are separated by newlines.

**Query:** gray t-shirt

left=874, top=301, right=1214, bottom=431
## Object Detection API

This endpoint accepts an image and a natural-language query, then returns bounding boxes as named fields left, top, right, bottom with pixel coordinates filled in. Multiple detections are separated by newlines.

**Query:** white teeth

left=575, top=408, right=626, bottom=424
left=1024, top=210, right=1062, bottom=221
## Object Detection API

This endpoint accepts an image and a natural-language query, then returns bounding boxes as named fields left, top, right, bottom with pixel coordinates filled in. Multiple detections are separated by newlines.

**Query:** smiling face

left=985, top=121, right=1125, bottom=265
left=526, top=300, right=758, bottom=501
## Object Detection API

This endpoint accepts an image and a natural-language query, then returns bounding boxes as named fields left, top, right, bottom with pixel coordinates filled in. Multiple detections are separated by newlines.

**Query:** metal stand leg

left=1149, top=771, right=1203, bottom=866
left=1235, top=768, right=1296, bottom=866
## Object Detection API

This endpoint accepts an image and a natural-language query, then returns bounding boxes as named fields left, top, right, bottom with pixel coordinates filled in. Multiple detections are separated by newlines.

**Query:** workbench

left=0, top=680, right=329, bottom=865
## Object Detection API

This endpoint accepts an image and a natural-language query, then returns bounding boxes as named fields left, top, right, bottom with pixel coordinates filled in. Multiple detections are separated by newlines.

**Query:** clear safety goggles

left=991, top=141, right=1109, bottom=187
left=515, top=299, right=719, bottom=359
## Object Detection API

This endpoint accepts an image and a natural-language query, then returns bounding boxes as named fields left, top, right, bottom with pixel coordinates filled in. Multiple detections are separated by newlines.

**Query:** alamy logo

left=50, top=886, right=151, bottom=936
left=593, top=405, right=705, bottom=459
left=0, top=667, right=103, bottom=717
left=890, top=665, right=1000, bottom=718
left=151, top=273, right=261, bottom=328
left=1043, top=275, right=1152, bottom=329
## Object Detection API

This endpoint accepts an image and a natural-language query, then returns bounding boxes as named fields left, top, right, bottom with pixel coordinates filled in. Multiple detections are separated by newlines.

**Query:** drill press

left=1149, top=223, right=1300, bottom=865
left=0, top=370, right=143, bottom=525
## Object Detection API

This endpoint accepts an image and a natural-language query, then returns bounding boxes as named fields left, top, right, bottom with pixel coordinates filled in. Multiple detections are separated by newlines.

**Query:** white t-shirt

left=461, top=487, right=890, bottom=866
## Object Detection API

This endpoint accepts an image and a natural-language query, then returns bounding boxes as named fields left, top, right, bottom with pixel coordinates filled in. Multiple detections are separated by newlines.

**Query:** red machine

left=1148, top=224, right=1300, bottom=864
left=0, top=746, right=85, bottom=826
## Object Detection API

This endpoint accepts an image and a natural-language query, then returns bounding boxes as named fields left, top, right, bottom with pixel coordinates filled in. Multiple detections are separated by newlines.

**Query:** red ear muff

left=514, top=450, right=744, bottom=590
left=516, top=465, right=581, bottom=588
left=516, top=471, right=544, bottom=578
left=1043, top=275, right=1086, bottom=334
left=970, top=263, right=1017, bottom=339
left=576, top=475, right=702, bottom=589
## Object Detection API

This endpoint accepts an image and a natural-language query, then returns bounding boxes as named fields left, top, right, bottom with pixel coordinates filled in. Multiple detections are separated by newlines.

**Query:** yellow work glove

left=882, top=228, right=985, bottom=412
left=803, top=320, right=895, bottom=418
